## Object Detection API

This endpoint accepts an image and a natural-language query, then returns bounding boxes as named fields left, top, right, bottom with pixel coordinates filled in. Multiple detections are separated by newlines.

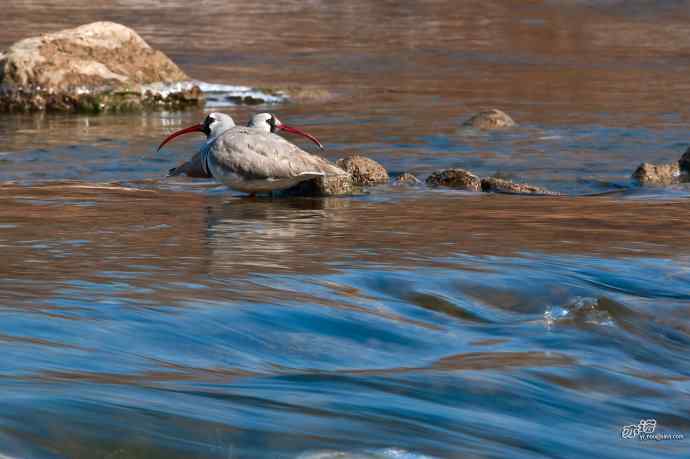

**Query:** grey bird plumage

left=161, top=112, right=347, bottom=193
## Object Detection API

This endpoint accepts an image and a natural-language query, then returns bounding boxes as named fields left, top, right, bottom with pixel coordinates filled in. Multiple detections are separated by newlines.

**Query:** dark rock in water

left=224, top=95, right=265, bottom=105
left=632, top=162, right=680, bottom=185
left=0, top=22, right=204, bottom=112
left=336, top=154, right=389, bottom=186
left=481, top=177, right=560, bottom=195
left=678, top=147, right=690, bottom=174
left=391, top=172, right=422, bottom=186
left=278, top=174, right=354, bottom=197
left=462, top=109, right=516, bottom=129
left=168, top=152, right=212, bottom=178
left=426, top=168, right=481, bottom=191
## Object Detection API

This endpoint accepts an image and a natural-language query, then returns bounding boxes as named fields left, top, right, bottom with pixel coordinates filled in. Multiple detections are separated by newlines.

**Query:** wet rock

left=462, top=109, right=516, bottom=129
left=391, top=172, right=422, bottom=186
left=678, top=147, right=690, bottom=174
left=0, top=22, right=203, bottom=112
left=224, top=95, right=265, bottom=105
left=632, top=162, right=680, bottom=185
left=425, top=168, right=481, bottom=191
left=481, top=177, right=560, bottom=195
left=278, top=173, right=354, bottom=197
left=335, top=154, right=389, bottom=186
left=168, top=152, right=212, bottom=179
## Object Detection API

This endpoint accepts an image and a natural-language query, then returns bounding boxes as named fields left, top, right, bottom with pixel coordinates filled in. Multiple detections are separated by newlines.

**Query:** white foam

left=544, top=297, right=613, bottom=328
left=141, top=80, right=287, bottom=107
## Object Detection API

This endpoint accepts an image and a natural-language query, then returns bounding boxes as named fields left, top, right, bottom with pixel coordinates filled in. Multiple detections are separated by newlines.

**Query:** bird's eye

left=267, top=116, right=277, bottom=131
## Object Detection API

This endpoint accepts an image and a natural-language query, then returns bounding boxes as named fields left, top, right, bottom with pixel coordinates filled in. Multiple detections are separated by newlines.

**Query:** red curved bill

left=157, top=124, right=204, bottom=151
left=279, top=125, right=324, bottom=150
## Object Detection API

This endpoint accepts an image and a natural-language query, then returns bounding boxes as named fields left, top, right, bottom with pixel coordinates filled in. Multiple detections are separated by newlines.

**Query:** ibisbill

left=158, top=113, right=347, bottom=195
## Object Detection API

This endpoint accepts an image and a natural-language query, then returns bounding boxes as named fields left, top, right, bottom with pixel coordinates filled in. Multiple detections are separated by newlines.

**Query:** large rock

left=632, top=162, right=680, bottom=185
left=481, top=177, right=560, bottom=195
left=426, top=168, right=481, bottom=191
left=0, top=22, right=203, bottom=112
left=335, top=154, right=389, bottom=186
left=463, top=109, right=516, bottom=129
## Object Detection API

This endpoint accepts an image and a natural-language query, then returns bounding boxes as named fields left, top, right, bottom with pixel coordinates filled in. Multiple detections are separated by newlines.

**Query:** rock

left=278, top=173, right=354, bottom=197
left=425, top=168, right=481, bottom=191
left=0, top=22, right=203, bottom=112
left=481, top=177, right=560, bottom=195
left=632, top=162, right=680, bottom=185
left=462, top=109, right=516, bottom=129
left=678, top=147, right=690, bottom=174
left=391, top=172, right=422, bottom=186
left=335, top=154, right=389, bottom=186
left=168, top=152, right=212, bottom=178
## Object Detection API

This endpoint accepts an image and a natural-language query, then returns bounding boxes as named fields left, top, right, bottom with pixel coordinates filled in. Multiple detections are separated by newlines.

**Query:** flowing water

left=1, top=1, right=690, bottom=458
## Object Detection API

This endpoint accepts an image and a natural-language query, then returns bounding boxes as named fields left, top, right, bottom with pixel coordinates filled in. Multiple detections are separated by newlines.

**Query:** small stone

left=335, top=154, right=389, bottom=186
left=678, top=147, right=690, bottom=174
left=462, top=109, right=516, bottom=129
left=632, top=162, right=680, bottom=185
left=426, top=169, right=481, bottom=191
left=391, top=172, right=422, bottom=186
left=481, top=177, right=560, bottom=195
left=279, top=174, right=353, bottom=197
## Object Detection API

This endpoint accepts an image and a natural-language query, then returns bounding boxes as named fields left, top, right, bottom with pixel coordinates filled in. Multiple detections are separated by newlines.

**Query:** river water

left=1, top=1, right=689, bottom=458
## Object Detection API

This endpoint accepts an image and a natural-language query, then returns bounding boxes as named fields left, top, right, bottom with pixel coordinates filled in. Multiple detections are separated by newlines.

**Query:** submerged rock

left=632, top=162, right=680, bottom=185
left=462, top=109, right=516, bottom=129
left=481, top=177, right=560, bottom=195
left=391, top=172, right=422, bottom=186
left=278, top=173, right=354, bottom=197
left=335, top=154, right=389, bottom=186
left=0, top=22, right=203, bottom=112
left=426, top=168, right=481, bottom=191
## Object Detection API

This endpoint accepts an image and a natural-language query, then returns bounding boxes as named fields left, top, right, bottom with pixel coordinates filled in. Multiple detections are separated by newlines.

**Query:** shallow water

left=1, top=1, right=690, bottom=458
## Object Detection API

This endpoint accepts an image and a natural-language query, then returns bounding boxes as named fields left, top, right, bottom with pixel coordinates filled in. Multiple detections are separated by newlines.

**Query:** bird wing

left=168, top=151, right=213, bottom=178
left=210, top=127, right=346, bottom=180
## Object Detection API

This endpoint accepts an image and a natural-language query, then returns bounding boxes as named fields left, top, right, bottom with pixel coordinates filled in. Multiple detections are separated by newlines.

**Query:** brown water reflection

left=3, top=184, right=690, bottom=285
left=0, top=183, right=690, bottom=314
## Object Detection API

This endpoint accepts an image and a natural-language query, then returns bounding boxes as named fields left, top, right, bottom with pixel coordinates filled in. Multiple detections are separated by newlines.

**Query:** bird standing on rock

left=161, top=112, right=347, bottom=194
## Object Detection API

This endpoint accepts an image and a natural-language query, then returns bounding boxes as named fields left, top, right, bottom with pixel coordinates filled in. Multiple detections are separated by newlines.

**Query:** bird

left=159, top=112, right=347, bottom=194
